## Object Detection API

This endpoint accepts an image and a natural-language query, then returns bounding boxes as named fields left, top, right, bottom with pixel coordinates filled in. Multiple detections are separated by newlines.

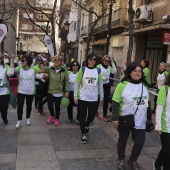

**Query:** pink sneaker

left=54, top=119, right=59, bottom=126
left=47, top=116, right=54, bottom=123
left=95, top=114, right=100, bottom=119
left=103, top=116, right=109, bottom=122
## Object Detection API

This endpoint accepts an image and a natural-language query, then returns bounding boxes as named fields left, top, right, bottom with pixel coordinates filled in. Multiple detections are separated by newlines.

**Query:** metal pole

left=105, top=0, right=113, bottom=55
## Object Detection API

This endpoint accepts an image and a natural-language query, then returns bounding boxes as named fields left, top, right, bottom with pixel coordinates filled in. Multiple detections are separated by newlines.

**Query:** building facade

left=128, top=0, right=170, bottom=81
left=18, top=0, right=60, bottom=55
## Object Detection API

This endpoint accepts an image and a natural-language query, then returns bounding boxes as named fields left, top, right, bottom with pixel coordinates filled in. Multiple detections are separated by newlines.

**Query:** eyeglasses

left=73, top=64, right=78, bottom=66
left=104, top=60, right=110, bottom=62
left=21, top=60, right=26, bottom=62
left=54, top=59, right=61, bottom=62
left=89, top=58, right=96, bottom=61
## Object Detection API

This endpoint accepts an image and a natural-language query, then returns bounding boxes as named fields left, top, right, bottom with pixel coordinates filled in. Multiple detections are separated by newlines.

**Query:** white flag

left=0, top=23, right=8, bottom=44
left=44, top=34, right=54, bottom=58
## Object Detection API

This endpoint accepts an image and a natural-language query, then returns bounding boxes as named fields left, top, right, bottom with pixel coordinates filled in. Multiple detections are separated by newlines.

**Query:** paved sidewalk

left=0, top=96, right=161, bottom=170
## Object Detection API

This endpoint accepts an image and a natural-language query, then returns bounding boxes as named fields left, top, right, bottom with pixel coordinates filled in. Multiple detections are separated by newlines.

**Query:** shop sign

left=163, top=32, right=170, bottom=45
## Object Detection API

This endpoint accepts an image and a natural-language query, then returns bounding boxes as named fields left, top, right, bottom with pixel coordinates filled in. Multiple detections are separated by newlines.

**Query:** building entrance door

left=145, top=37, right=166, bottom=82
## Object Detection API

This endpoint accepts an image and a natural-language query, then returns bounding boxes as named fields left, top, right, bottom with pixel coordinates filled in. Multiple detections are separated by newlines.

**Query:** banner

left=0, top=23, right=8, bottom=44
left=163, top=31, right=170, bottom=45
left=44, top=34, right=54, bottom=57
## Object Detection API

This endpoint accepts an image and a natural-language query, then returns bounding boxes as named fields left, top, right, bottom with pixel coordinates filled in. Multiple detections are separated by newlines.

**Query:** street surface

left=0, top=94, right=160, bottom=170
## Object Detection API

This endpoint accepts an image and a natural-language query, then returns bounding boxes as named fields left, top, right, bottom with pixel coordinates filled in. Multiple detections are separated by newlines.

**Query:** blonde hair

left=101, top=55, right=110, bottom=63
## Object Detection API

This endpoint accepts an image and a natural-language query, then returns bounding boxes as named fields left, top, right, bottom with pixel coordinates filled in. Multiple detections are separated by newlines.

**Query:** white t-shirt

left=69, top=72, right=77, bottom=91
left=0, top=65, right=8, bottom=95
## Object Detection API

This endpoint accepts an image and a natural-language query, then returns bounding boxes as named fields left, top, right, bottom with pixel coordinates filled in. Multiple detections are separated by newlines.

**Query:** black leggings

left=78, top=100, right=98, bottom=134
left=155, top=132, right=170, bottom=170
left=17, top=93, right=34, bottom=120
left=0, top=94, right=10, bottom=121
left=47, top=93, right=62, bottom=119
left=67, top=91, right=80, bottom=120
left=118, top=127, right=145, bottom=162
left=96, top=84, right=110, bottom=117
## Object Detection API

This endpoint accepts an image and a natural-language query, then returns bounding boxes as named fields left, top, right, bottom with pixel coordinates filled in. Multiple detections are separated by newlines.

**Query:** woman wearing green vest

left=112, top=62, right=149, bottom=170
left=67, top=61, right=80, bottom=123
left=141, top=59, right=154, bottom=132
left=154, top=74, right=170, bottom=170
left=9, top=55, right=43, bottom=128
left=0, top=55, right=14, bottom=125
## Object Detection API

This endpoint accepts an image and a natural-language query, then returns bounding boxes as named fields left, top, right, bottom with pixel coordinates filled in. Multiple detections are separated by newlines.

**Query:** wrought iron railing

left=93, top=8, right=128, bottom=34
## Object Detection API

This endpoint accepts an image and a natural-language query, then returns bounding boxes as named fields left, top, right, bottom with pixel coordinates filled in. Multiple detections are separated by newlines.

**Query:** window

left=21, top=24, right=33, bottom=30
left=24, top=35, right=33, bottom=40
left=22, top=13, right=33, bottom=19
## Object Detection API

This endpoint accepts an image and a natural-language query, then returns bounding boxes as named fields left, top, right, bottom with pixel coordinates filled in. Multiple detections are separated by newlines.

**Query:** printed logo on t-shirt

left=133, top=96, right=148, bottom=107
left=84, top=77, right=97, bottom=86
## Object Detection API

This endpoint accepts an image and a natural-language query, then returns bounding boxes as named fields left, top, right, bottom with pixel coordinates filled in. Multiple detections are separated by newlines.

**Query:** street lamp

left=16, top=37, right=20, bottom=54
left=64, top=20, right=70, bottom=62
left=105, top=0, right=115, bottom=55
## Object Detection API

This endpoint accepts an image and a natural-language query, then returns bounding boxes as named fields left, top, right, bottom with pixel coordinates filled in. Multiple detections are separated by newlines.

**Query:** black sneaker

left=153, top=161, right=161, bottom=170
left=3, top=119, right=8, bottom=125
left=127, top=160, right=140, bottom=170
left=81, top=134, right=87, bottom=144
left=85, top=126, right=89, bottom=133
left=118, top=160, right=125, bottom=170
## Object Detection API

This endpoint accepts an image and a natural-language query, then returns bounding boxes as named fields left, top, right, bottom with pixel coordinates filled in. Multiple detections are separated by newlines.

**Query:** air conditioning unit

left=134, top=5, right=153, bottom=22
left=163, top=15, right=170, bottom=21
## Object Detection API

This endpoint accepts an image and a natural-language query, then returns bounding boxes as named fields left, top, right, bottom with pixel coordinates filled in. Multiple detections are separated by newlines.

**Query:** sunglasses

left=21, top=60, right=26, bottom=62
left=73, top=64, right=78, bottom=66
left=89, top=58, right=96, bottom=61
left=54, top=59, right=61, bottom=62
left=104, top=60, right=110, bottom=62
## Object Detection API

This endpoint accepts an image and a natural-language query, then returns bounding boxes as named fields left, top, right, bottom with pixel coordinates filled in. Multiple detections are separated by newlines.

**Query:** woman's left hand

left=65, top=92, right=69, bottom=97
left=156, top=130, right=162, bottom=136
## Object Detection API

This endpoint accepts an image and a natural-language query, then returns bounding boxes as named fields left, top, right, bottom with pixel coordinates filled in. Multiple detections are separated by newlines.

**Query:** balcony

left=80, top=25, right=89, bottom=38
left=92, top=8, right=128, bottom=35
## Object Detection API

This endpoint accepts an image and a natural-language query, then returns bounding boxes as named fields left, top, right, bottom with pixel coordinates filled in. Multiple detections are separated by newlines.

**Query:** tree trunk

left=85, top=17, right=101, bottom=58
left=127, top=0, right=135, bottom=66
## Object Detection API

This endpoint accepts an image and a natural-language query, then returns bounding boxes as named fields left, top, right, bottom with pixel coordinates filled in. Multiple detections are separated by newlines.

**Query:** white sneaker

left=16, top=121, right=21, bottom=129
left=26, top=118, right=31, bottom=126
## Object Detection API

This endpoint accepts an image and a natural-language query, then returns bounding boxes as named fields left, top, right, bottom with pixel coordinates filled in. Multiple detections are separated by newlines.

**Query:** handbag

left=119, top=84, right=143, bottom=129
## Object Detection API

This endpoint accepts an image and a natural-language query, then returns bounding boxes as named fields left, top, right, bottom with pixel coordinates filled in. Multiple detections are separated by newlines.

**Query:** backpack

left=82, top=66, right=101, bottom=75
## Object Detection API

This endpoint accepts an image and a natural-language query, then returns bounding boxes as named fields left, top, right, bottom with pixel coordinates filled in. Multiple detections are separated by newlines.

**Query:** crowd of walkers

left=0, top=51, right=170, bottom=170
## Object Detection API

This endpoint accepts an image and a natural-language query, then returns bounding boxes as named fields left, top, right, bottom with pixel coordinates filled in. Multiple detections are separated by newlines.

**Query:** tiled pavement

left=0, top=94, right=161, bottom=170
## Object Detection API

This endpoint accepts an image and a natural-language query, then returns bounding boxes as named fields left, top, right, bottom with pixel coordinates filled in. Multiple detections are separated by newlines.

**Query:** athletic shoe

left=103, top=116, right=109, bottom=122
left=76, top=119, right=80, bottom=123
left=118, top=160, right=125, bottom=170
left=95, top=114, right=100, bottom=119
left=153, top=161, right=161, bottom=170
left=47, top=116, right=54, bottom=124
left=16, top=121, right=21, bottom=129
left=127, top=160, right=140, bottom=170
left=85, top=126, right=89, bottom=133
left=54, top=119, right=59, bottom=126
left=81, top=134, right=87, bottom=144
left=3, top=119, right=8, bottom=125
left=37, top=111, right=44, bottom=116
left=26, top=118, right=31, bottom=126
left=68, top=118, right=73, bottom=123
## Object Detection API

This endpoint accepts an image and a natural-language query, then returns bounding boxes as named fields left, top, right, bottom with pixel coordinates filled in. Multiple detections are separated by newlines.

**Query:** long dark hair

left=121, top=62, right=148, bottom=86
left=70, top=61, right=80, bottom=71
left=85, top=52, right=97, bottom=67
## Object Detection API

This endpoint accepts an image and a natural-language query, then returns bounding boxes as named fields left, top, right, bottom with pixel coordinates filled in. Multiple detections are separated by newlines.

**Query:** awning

left=122, top=24, right=170, bottom=36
